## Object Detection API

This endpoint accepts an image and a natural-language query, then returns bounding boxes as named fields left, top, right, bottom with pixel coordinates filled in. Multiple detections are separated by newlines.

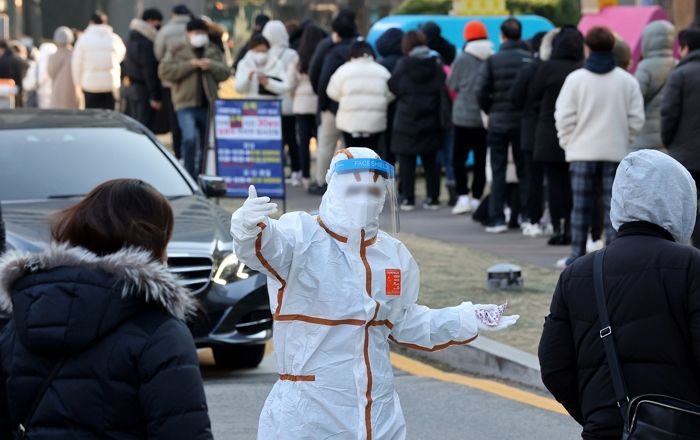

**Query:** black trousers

left=295, top=114, right=315, bottom=179
left=84, top=92, right=115, bottom=110
left=453, top=125, right=487, bottom=199
left=162, top=87, right=182, bottom=159
left=544, top=162, right=572, bottom=235
left=282, top=115, right=300, bottom=173
left=488, top=127, right=525, bottom=225
left=342, top=132, right=381, bottom=152
left=523, top=150, right=545, bottom=223
left=398, top=152, right=440, bottom=204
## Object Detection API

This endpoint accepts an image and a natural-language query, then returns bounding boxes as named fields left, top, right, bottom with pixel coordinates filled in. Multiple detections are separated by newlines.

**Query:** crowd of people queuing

left=2, top=6, right=700, bottom=268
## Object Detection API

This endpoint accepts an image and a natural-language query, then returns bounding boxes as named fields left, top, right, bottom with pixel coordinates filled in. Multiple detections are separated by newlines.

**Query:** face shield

left=330, top=158, right=399, bottom=235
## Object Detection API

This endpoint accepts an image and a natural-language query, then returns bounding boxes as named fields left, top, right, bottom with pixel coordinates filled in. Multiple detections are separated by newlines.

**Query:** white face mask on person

left=189, top=34, right=209, bottom=48
left=252, top=52, right=269, bottom=66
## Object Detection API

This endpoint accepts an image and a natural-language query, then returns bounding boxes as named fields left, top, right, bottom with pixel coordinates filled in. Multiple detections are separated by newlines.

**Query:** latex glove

left=230, top=185, right=278, bottom=238
left=473, top=304, right=519, bottom=332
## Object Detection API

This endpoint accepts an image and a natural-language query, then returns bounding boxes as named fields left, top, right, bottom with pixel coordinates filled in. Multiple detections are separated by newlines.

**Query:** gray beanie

left=53, top=26, right=74, bottom=46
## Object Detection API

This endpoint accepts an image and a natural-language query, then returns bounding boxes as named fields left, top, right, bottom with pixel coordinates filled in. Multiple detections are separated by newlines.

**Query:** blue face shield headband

left=332, top=158, right=395, bottom=179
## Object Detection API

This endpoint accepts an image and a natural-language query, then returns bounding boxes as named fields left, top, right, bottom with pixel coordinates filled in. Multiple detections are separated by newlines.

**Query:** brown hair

left=585, top=26, right=615, bottom=52
left=51, top=179, right=174, bottom=260
left=401, top=30, right=427, bottom=55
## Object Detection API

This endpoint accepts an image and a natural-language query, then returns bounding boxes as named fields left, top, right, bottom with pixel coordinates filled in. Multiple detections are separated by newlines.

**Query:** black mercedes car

left=0, top=110, right=272, bottom=369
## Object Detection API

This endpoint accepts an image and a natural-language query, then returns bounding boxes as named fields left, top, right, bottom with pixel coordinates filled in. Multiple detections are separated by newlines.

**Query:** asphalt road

left=200, top=351, right=581, bottom=439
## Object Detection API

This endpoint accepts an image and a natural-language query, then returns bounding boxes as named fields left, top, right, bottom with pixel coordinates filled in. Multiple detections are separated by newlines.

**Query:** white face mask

left=189, top=34, right=209, bottom=48
left=252, top=52, right=269, bottom=66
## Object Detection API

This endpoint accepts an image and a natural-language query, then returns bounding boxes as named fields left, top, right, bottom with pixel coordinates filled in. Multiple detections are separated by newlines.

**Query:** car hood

left=3, top=195, right=232, bottom=255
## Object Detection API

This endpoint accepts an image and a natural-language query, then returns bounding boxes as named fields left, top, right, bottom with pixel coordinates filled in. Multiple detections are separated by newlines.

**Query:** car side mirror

left=198, top=175, right=227, bottom=198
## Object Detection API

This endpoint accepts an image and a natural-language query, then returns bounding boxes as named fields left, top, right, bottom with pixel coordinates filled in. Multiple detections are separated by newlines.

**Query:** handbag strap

left=16, top=357, right=66, bottom=438
left=592, top=249, right=631, bottom=420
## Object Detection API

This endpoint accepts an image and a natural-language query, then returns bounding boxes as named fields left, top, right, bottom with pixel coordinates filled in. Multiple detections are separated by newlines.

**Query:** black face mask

left=155, top=24, right=162, bottom=31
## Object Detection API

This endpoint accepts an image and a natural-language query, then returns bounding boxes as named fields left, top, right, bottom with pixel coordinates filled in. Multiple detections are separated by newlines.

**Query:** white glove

left=230, top=185, right=278, bottom=238
left=473, top=303, right=519, bottom=332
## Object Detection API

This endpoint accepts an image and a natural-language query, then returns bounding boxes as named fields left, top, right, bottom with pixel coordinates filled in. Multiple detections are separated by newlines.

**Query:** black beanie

left=187, top=18, right=208, bottom=32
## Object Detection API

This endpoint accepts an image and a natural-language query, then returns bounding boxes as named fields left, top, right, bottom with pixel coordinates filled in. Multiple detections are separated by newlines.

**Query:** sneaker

left=586, top=237, right=604, bottom=253
left=289, top=171, right=302, bottom=187
left=485, top=223, right=508, bottom=234
left=400, top=200, right=416, bottom=212
left=469, top=197, right=481, bottom=212
left=422, top=198, right=441, bottom=210
left=307, top=183, right=327, bottom=195
left=556, top=256, right=576, bottom=269
left=548, top=233, right=572, bottom=246
left=451, top=195, right=472, bottom=215
left=522, top=223, right=544, bottom=238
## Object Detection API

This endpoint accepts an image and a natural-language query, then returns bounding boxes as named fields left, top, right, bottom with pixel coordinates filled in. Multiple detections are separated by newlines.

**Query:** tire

left=213, top=344, right=266, bottom=369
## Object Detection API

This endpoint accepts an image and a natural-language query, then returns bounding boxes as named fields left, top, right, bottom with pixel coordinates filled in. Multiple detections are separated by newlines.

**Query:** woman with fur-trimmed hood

left=0, top=179, right=212, bottom=439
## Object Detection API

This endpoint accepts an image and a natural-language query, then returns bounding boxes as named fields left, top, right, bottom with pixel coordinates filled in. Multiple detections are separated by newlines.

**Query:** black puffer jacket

left=312, top=37, right=356, bottom=115
left=122, top=19, right=162, bottom=102
left=661, top=50, right=700, bottom=171
left=389, top=49, right=446, bottom=155
left=0, top=244, right=212, bottom=439
left=509, top=59, right=540, bottom=152
left=478, top=40, right=534, bottom=133
left=539, top=222, right=700, bottom=440
left=376, top=28, right=404, bottom=73
left=530, top=28, right=584, bottom=162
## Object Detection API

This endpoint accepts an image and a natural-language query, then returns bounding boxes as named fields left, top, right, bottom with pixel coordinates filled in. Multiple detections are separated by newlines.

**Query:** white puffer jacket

left=23, top=43, right=57, bottom=108
left=71, top=24, right=126, bottom=93
left=291, top=67, right=317, bottom=115
left=326, top=56, right=393, bottom=134
left=262, top=21, right=299, bottom=115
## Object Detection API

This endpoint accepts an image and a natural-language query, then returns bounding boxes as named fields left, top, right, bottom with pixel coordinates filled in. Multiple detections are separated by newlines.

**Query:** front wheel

left=212, top=344, right=266, bottom=369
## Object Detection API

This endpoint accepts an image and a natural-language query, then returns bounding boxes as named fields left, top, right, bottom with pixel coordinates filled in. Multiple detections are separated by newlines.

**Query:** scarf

left=585, top=51, right=616, bottom=74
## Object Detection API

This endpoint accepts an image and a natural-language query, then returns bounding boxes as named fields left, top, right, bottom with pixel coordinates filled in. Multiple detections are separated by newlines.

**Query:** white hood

left=262, top=20, right=289, bottom=49
left=464, top=39, right=493, bottom=60
left=320, top=147, right=385, bottom=240
left=611, top=150, right=698, bottom=243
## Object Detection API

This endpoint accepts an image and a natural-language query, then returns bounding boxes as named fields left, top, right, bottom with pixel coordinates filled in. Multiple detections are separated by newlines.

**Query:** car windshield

left=0, top=127, right=193, bottom=201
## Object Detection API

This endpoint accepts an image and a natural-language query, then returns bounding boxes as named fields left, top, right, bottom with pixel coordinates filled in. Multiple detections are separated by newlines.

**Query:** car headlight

left=213, top=253, right=250, bottom=285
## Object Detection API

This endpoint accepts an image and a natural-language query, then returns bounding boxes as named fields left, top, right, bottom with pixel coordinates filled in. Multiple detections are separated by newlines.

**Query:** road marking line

left=389, top=352, right=568, bottom=416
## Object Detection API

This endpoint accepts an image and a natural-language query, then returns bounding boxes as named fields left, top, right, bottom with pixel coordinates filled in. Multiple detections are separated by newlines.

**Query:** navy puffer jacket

left=0, top=244, right=213, bottom=439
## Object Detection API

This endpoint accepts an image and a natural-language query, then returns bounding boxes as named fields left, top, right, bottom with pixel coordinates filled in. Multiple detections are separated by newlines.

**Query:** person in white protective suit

left=230, top=147, right=519, bottom=440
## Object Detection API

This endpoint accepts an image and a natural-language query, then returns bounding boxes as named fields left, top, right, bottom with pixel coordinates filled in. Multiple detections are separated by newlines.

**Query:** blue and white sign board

left=214, top=99, right=285, bottom=199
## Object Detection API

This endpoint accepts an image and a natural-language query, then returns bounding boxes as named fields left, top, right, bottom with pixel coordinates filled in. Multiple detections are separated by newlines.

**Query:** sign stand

left=213, top=99, right=287, bottom=213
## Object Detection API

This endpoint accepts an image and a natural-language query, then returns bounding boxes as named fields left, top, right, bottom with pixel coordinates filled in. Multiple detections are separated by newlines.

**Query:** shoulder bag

left=13, top=358, right=66, bottom=439
left=593, top=249, right=700, bottom=439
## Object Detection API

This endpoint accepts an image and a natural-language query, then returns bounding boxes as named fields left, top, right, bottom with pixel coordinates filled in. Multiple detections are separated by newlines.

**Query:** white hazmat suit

left=230, top=147, right=518, bottom=439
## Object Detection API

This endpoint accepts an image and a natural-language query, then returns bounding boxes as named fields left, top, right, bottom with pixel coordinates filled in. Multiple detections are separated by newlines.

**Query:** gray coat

left=447, top=39, right=492, bottom=128
left=632, top=21, right=676, bottom=151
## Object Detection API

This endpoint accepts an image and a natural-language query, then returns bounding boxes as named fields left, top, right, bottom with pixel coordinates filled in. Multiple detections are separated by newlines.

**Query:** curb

left=391, top=336, right=546, bottom=392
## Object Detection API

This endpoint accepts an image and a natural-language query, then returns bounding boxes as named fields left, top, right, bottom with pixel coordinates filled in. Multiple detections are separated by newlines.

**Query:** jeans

left=398, top=152, right=440, bottom=205
left=162, top=87, right=182, bottom=159
left=341, top=132, right=381, bottom=152
left=295, top=114, right=316, bottom=179
left=84, top=92, right=115, bottom=110
left=176, top=107, right=209, bottom=179
left=453, top=125, right=487, bottom=199
left=437, top=127, right=455, bottom=184
left=282, top=115, right=300, bottom=172
left=316, top=111, right=342, bottom=186
left=569, top=161, right=617, bottom=258
left=488, top=128, right=525, bottom=225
